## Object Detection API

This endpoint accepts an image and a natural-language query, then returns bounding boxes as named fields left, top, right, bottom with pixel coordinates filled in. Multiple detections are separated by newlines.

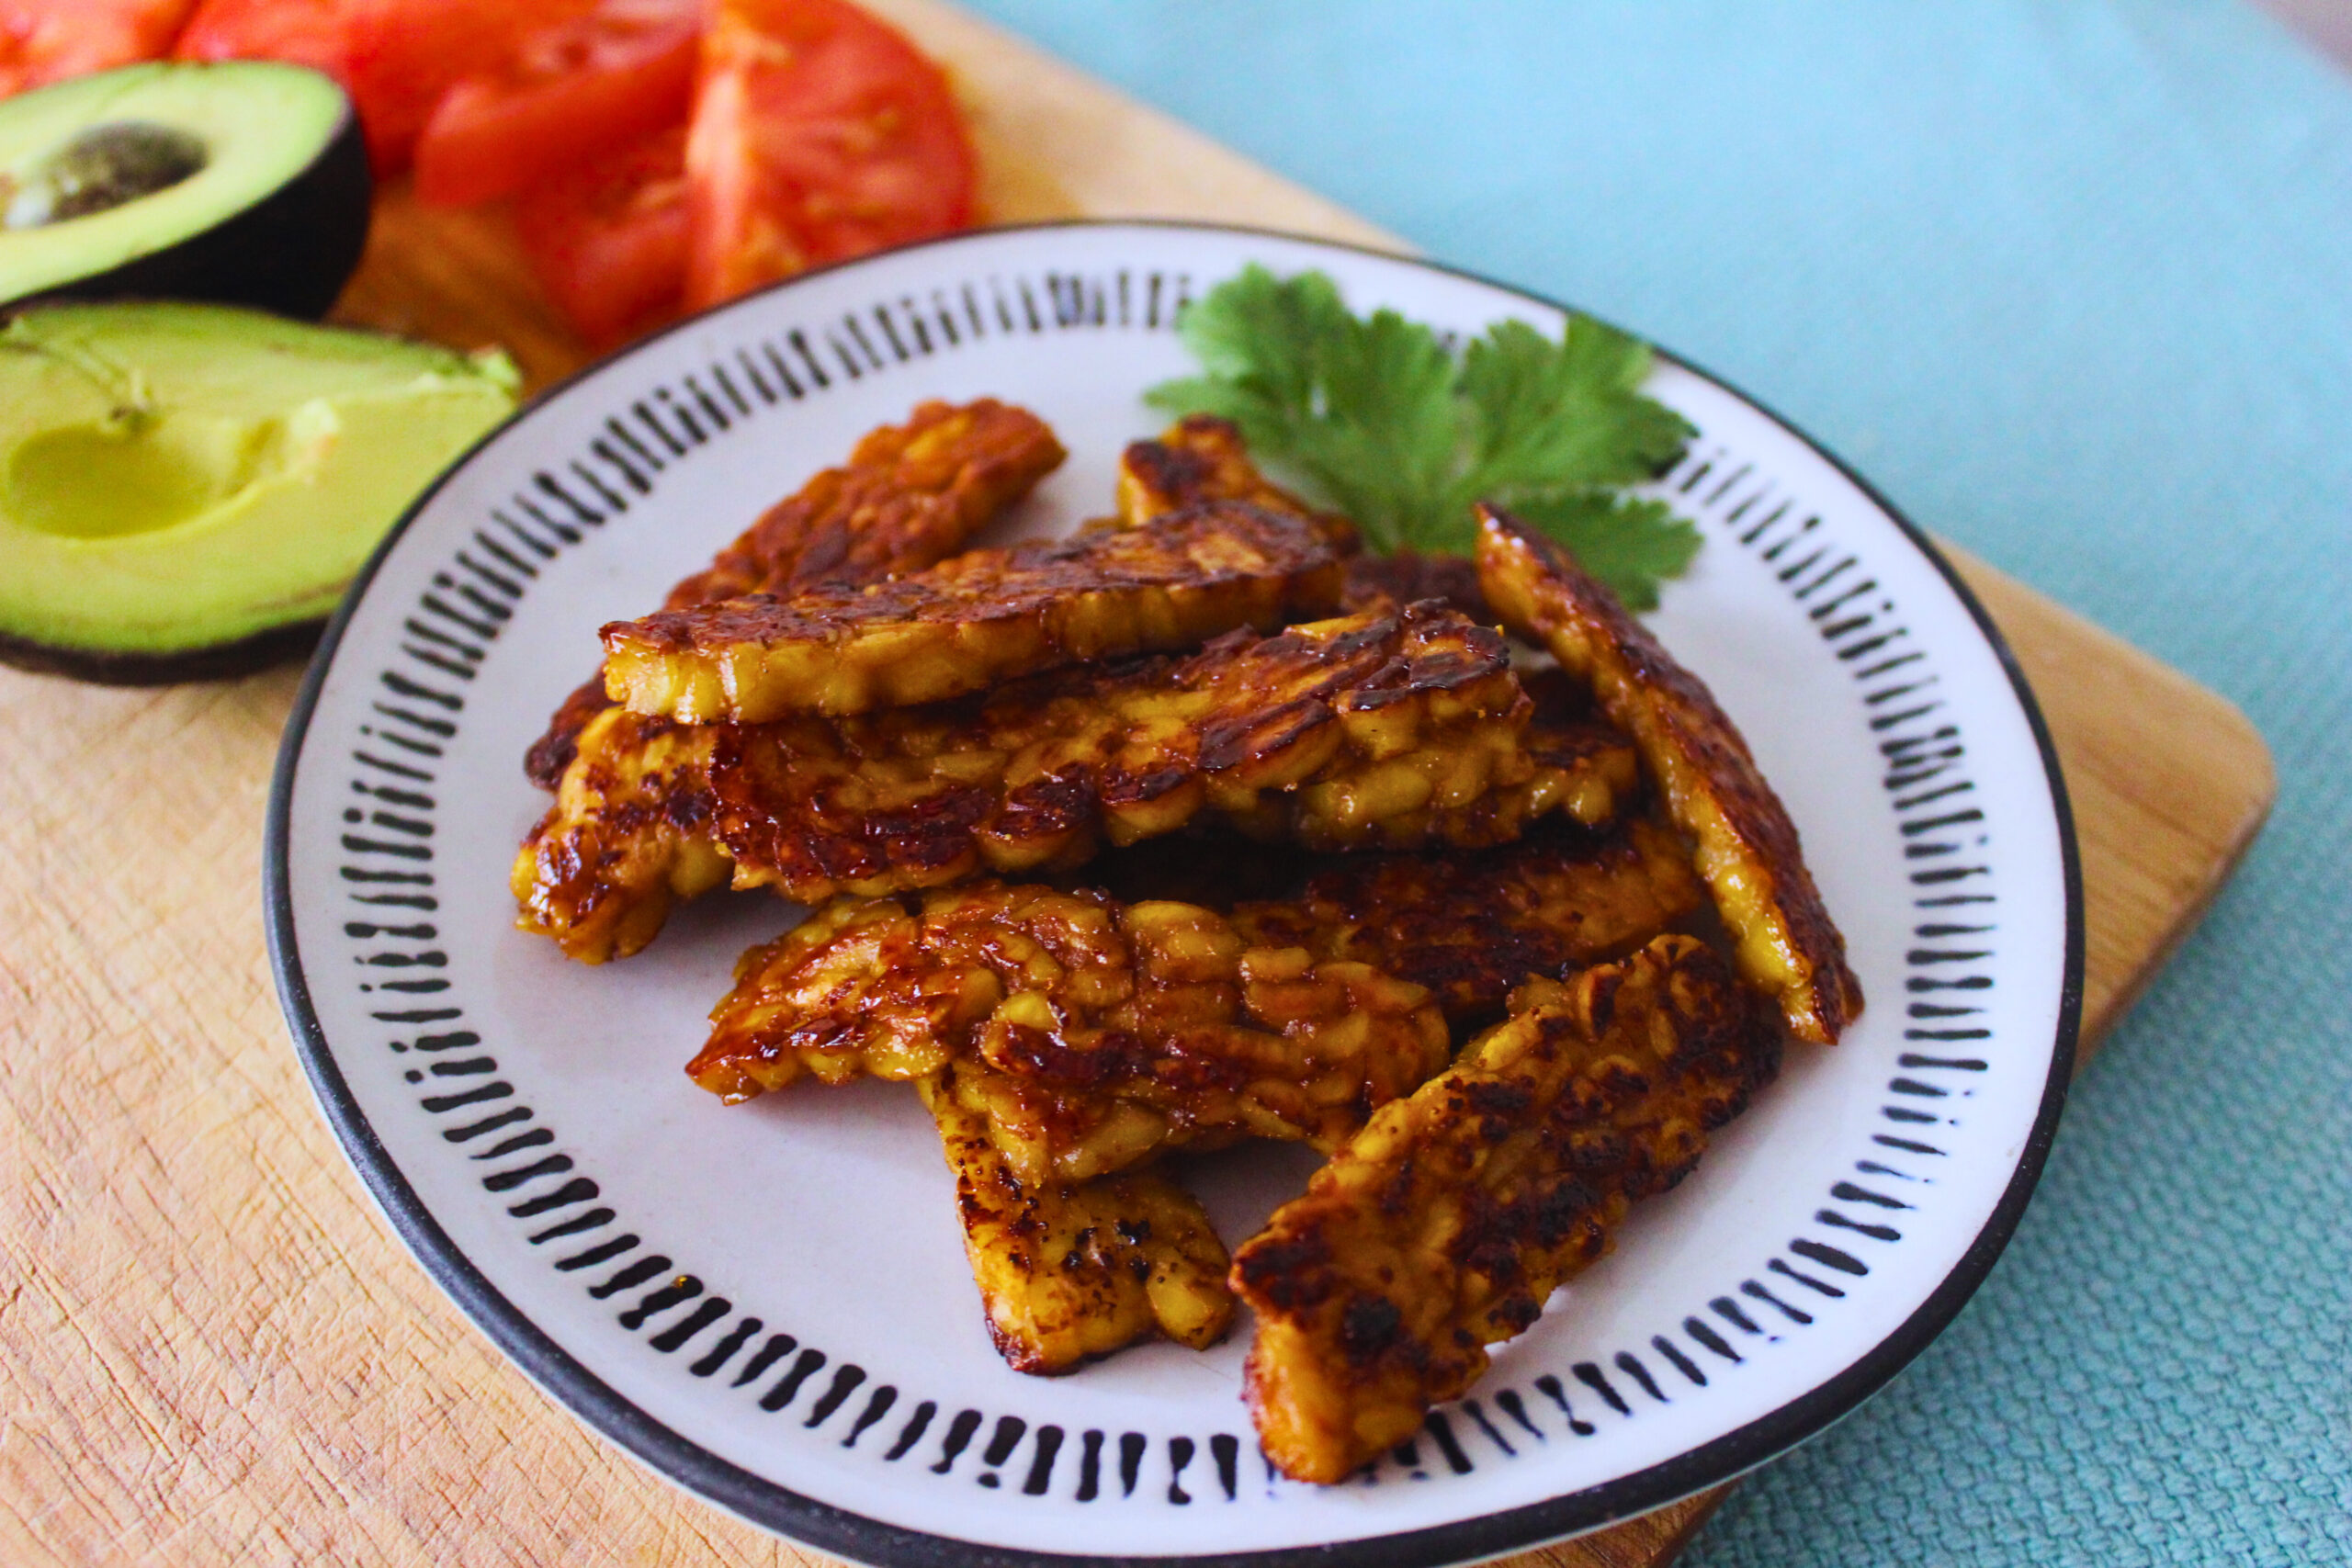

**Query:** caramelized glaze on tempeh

left=525, top=399, right=1065, bottom=785
left=708, top=604, right=1629, bottom=906
left=1226, top=814, right=1704, bottom=1030
left=689, top=883, right=1451, bottom=1184
left=1116, top=413, right=1359, bottom=551
left=511, top=707, right=728, bottom=964
left=514, top=604, right=1632, bottom=961
left=601, top=502, right=1345, bottom=724
left=921, top=1066, right=1233, bottom=1374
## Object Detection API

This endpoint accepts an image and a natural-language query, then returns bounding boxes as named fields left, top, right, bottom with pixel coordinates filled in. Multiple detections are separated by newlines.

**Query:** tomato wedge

left=684, top=0, right=973, bottom=310
left=413, top=0, right=698, bottom=208
left=514, top=123, right=690, bottom=349
left=3, top=0, right=197, bottom=96
left=174, top=0, right=352, bottom=89
left=342, top=0, right=585, bottom=174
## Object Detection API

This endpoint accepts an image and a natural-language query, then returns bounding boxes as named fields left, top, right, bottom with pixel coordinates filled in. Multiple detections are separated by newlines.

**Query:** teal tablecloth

left=959, top=3, right=2352, bottom=1562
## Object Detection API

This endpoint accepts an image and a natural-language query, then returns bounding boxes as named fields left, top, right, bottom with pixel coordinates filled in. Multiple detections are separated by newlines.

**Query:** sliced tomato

left=413, top=0, right=697, bottom=209
left=2, top=0, right=197, bottom=96
left=342, top=0, right=586, bottom=174
left=175, top=0, right=355, bottom=95
left=684, top=0, right=973, bottom=310
left=514, top=123, right=690, bottom=349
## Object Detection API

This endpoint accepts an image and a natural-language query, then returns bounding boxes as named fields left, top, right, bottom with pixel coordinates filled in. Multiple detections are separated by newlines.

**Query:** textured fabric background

left=955, top=2, right=2352, bottom=1562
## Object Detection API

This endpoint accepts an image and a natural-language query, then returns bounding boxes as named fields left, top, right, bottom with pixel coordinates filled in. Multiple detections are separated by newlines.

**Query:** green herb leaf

left=1499, top=492, right=1701, bottom=611
left=1145, top=265, right=1702, bottom=604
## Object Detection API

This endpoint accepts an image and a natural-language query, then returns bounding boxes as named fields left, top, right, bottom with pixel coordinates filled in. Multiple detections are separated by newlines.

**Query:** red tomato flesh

left=514, top=123, right=690, bottom=349
left=342, top=0, right=587, bottom=174
left=413, top=0, right=698, bottom=209
left=174, top=0, right=352, bottom=91
left=684, top=0, right=973, bottom=310
left=3, top=0, right=197, bottom=96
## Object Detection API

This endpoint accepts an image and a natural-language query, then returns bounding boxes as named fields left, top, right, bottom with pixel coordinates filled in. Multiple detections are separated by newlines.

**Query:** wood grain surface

left=0, top=3, right=2275, bottom=1564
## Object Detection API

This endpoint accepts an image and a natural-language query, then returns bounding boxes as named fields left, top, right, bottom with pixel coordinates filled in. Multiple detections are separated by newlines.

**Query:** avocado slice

left=0, top=61, right=369, bottom=319
left=0, top=302, right=518, bottom=684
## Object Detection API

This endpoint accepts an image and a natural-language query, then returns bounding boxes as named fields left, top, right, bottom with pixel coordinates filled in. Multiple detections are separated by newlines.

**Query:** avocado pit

left=6, top=122, right=211, bottom=229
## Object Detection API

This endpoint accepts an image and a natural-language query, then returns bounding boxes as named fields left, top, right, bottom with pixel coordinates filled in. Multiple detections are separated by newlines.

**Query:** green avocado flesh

left=0, top=303, right=517, bottom=670
left=0, top=62, right=357, bottom=310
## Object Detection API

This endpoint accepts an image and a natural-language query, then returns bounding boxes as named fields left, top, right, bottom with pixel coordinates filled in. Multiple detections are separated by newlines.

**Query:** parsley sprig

left=1145, top=265, right=1702, bottom=607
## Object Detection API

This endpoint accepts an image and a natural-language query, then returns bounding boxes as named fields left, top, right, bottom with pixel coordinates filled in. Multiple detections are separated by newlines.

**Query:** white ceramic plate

left=266, top=222, right=2080, bottom=1567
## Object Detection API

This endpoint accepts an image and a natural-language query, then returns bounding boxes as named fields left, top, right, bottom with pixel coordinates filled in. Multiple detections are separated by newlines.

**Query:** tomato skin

left=684, top=0, right=973, bottom=310
left=514, top=124, right=690, bottom=349
left=413, top=0, right=698, bottom=209
left=3, top=0, right=198, bottom=95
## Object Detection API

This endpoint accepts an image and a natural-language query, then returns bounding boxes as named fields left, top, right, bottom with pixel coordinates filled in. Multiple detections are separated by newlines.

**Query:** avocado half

left=0, top=302, right=519, bottom=684
left=0, top=61, right=370, bottom=319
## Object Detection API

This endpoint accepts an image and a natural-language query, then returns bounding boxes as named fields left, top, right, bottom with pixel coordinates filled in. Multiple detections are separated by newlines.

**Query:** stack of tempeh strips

left=511, top=401, right=1864, bottom=1483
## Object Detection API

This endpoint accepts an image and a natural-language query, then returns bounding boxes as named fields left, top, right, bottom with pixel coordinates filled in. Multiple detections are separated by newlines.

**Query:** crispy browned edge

left=1120, top=415, right=1498, bottom=619
left=522, top=399, right=1067, bottom=785
left=920, top=1067, right=1235, bottom=1375
left=1476, top=504, right=1864, bottom=1043
left=1118, top=413, right=1361, bottom=552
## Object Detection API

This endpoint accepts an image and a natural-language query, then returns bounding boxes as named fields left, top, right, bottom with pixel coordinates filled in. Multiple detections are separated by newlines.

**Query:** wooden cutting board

left=0, top=4, right=2275, bottom=1563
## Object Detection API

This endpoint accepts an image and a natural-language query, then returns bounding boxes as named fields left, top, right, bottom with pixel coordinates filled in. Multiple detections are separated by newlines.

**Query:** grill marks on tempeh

left=1230, top=935, right=1783, bottom=1483
left=514, top=604, right=1637, bottom=961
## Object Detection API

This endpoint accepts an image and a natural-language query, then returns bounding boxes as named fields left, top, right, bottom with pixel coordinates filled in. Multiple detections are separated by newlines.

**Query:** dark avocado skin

left=0, top=616, right=323, bottom=685
left=12, top=107, right=371, bottom=321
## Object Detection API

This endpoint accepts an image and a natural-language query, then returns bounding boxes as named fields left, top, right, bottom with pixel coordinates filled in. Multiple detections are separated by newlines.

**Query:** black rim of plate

left=264, top=219, right=2084, bottom=1568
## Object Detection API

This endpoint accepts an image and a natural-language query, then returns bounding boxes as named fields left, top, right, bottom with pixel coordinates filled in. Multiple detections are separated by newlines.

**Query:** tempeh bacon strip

left=668, top=400, right=1068, bottom=607
left=1225, top=813, right=1705, bottom=1029
left=524, top=398, right=1066, bottom=786
left=688, top=883, right=1452, bottom=1185
left=920, top=1066, right=1233, bottom=1375
left=601, top=501, right=1345, bottom=724
left=709, top=604, right=1634, bottom=905
left=1229, top=934, right=1782, bottom=1483
left=1476, top=505, right=1865, bottom=1043
left=513, top=604, right=1635, bottom=962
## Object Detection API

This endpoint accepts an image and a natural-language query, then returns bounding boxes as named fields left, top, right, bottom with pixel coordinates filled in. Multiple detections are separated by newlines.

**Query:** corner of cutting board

left=1937, top=541, right=2275, bottom=1047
